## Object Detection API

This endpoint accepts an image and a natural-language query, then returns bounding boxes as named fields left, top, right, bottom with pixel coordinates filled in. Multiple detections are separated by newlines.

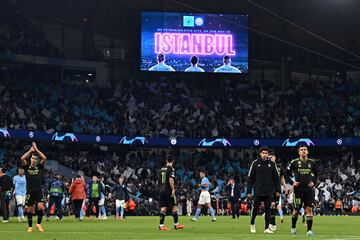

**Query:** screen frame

left=138, top=11, right=251, bottom=76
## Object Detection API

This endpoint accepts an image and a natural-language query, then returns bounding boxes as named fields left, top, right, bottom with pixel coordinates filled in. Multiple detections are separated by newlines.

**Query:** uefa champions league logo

left=29, top=131, right=34, bottom=138
left=52, top=132, right=78, bottom=142
left=198, top=138, right=231, bottom=147
left=119, top=136, right=147, bottom=145
left=96, top=136, right=101, bottom=142
left=282, top=138, right=315, bottom=147
left=253, top=139, right=260, bottom=146
left=0, top=129, right=11, bottom=138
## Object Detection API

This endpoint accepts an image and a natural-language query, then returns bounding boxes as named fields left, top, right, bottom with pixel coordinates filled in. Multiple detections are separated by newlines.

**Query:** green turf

left=0, top=216, right=359, bottom=240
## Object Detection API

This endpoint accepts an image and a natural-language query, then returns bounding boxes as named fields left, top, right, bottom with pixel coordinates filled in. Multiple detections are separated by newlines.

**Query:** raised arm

left=32, top=142, right=47, bottom=165
left=21, top=147, right=34, bottom=166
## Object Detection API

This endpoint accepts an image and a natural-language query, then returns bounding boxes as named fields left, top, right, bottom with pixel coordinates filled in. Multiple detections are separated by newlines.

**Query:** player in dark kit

left=268, top=150, right=288, bottom=231
left=21, top=142, right=47, bottom=233
left=158, top=156, right=184, bottom=231
left=286, top=145, right=318, bottom=237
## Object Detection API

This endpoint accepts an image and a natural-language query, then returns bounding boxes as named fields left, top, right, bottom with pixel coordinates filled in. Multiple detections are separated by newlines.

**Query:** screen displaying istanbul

left=140, top=12, right=249, bottom=74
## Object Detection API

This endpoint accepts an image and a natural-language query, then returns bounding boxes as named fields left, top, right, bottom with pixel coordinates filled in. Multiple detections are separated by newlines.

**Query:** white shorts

left=98, top=198, right=105, bottom=206
left=198, top=191, right=211, bottom=205
left=16, top=195, right=26, bottom=205
left=278, top=196, right=282, bottom=206
left=115, top=199, right=125, bottom=208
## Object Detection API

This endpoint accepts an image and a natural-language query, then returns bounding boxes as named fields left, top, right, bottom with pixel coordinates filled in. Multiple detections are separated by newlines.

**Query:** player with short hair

left=286, top=145, right=319, bottom=237
left=191, top=169, right=216, bottom=222
left=214, top=56, right=241, bottom=73
left=13, top=168, right=27, bottom=222
left=149, top=53, right=175, bottom=72
left=268, top=150, right=288, bottom=231
left=86, top=175, right=104, bottom=220
left=112, top=176, right=128, bottom=220
left=21, top=142, right=47, bottom=233
left=247, top=146, right=281, bottom=234
left=184, top=56, right=205, bottom=72
left=158, top=156, right=184, bottom=230
left=98, top=176, right=107, bottom=220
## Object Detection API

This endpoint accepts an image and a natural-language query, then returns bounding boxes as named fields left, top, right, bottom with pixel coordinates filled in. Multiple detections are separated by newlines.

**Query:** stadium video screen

left=140, top=12, right=249, bottom=74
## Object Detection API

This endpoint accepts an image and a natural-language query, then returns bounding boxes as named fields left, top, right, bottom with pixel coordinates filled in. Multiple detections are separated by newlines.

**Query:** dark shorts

left=271, top=195, right=280, bottom=206
left=159, top=193, right=176, bottom=209
left=26, top=191, right=45, bottom=206
left=293, top=188, right=315, bottom=209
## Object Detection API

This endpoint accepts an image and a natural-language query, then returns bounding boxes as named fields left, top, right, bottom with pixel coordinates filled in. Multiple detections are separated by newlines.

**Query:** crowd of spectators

left=0, top=2, right=58, bottom=57
left=2, top=64, right=360, bottom=139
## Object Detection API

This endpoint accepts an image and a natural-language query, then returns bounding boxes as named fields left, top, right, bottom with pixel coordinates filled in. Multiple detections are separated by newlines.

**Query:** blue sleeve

left=201, top=178, right=210, bottom=185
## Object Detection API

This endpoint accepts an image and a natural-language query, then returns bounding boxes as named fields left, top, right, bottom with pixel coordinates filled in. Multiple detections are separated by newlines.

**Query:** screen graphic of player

left=184, top=56, right=205, bottom=72
left=148, top=53, right=175, bottom=72
left=214, top=56, right=241, bottom=73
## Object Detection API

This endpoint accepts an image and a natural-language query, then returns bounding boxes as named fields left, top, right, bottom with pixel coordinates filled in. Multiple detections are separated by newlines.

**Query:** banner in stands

left=0, top=128, right=357, bottom=148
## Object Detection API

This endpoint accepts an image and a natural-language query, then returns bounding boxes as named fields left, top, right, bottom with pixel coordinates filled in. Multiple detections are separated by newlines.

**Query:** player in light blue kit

left=214, top=56, right=241, bottom=73
left=149, top=54, right=175, bottom=72
left=13, top=168, right=27, bottom=222
left=191, top=169, right=216, bottom=222
left=185, top=56, right=205, bottom=72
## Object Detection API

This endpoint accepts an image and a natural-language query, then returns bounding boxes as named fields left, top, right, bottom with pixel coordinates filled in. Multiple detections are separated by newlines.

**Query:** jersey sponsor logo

left=282, top=138, right=315, bottom=147
left=52, top=132, right=78, bottom=142
left=198, top=138, right=231, bottom=147
left=119, top=136, right=147, bottom=145
left=28, top=167, right=40, bottom=176
left=0, top=128, right=11, bottom=138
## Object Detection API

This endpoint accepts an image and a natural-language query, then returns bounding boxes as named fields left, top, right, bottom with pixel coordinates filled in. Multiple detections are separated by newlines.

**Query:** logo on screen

left=195, top=17, right=204, bottom=27
left=198, top=138, right=231, bottom=147
left=52, top=132, right=78, bottom=142
left=282, top=138, right=315, bottom=147
left=119, top=136, right=147, bottom=145
left=183, top=16, right=194, bottom=27
left=0, top=128, right=11, bottom=138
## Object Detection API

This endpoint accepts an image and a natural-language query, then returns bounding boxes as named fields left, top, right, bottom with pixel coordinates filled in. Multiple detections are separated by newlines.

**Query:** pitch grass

left=0, top=216, right=359, bottom=240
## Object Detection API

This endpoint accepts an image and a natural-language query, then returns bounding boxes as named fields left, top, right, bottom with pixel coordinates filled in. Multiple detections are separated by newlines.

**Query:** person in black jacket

left=247, top=146, right=281, bottom=234
left=111, top=176, right=129, bottom=219
left=0, top=168, right=13, bottom=223
left=224, top=178, right=241, bottom=219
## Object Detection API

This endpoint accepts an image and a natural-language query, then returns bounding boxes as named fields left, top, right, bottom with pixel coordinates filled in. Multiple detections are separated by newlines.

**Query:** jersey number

left=161, top=171, right=166, bottom=184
